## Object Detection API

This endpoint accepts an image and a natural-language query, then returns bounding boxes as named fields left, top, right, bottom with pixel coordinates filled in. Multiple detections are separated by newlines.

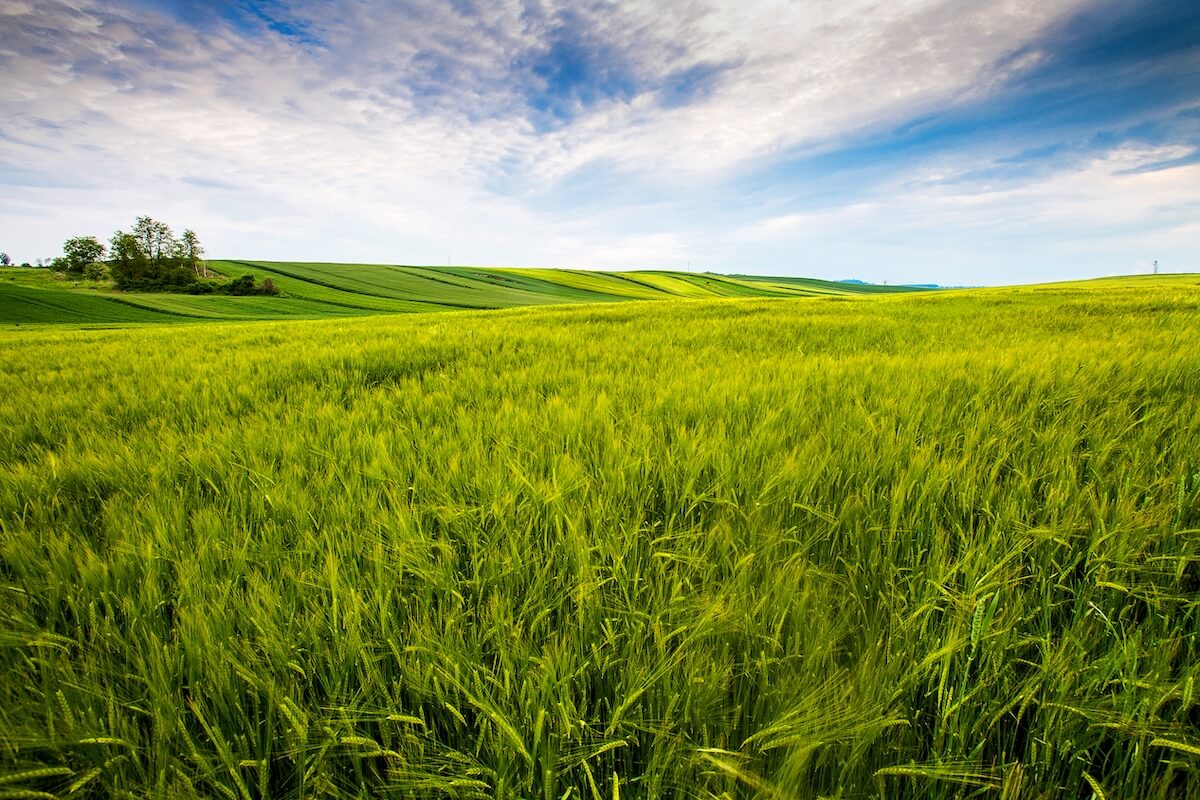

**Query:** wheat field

left=2, top=277, right=1199, bottom=798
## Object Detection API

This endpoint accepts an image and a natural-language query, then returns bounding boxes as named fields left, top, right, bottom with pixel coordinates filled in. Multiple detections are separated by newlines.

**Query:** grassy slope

left=0, top=283, right=181, bottom=325
left=0, top=263, right=921, bottom=325
left=1, top=278, right=1199, bottom=798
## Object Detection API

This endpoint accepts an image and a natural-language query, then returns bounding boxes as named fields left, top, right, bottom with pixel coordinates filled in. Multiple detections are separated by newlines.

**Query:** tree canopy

left=50, top=236, right=106, bottom=275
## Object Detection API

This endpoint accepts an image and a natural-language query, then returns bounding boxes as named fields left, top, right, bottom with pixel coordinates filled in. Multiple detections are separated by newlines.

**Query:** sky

left=1, top=0, right=1197, bottom=285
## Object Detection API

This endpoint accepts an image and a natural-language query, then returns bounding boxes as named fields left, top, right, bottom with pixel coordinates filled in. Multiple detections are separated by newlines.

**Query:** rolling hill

left=0, top=262, right=930, bottom=325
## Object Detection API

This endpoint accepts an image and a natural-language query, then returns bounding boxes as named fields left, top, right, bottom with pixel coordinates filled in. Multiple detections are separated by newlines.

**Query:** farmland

left=0, top=263, right=920, bottom=326
left=1, top=274, right=1199, bottom=798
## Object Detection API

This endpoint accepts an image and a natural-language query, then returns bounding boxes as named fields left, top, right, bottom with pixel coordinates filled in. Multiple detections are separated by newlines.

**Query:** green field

left=0, top=263, right=927, bottom=326
left=2, top=274, right=1200, bottom=798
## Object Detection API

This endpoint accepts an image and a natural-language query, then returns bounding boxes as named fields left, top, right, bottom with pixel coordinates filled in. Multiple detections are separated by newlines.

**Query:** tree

left=0, top=252, right=10, bottom=266
left=108, top=231, right=150, bottom=288
left=180, top=229, right=207, bottom=278
left=132, top=216, right=175, bottom=264
left=55, top=236, right=106, bottom=274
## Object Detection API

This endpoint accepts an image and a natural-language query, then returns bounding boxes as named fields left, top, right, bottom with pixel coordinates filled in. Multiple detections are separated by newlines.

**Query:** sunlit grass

left=1, top=279, right=1199, bottom=797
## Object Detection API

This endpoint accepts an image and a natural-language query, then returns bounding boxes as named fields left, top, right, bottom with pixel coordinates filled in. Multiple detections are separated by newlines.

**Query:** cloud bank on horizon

left=1, top=0, right=1197, bottom=284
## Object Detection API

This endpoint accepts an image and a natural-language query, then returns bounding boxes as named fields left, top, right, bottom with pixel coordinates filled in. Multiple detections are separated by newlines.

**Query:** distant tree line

left=43, top=216, right=277, bottom=295
left=0, top=252, right=35, bottom=268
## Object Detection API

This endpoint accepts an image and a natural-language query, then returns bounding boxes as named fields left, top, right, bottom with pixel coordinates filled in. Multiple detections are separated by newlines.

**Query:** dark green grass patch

left=0, top=282, right=183, bottom=325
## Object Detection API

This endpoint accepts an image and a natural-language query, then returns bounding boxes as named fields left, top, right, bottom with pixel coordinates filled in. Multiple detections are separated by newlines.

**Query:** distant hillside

left=0, top=262, right=931, bottom=325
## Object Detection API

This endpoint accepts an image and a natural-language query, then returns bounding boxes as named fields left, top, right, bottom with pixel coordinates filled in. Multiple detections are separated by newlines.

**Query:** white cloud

left=0, top=0, right=1193, bottom=284
left=718, top=145, right=1200, bottom=284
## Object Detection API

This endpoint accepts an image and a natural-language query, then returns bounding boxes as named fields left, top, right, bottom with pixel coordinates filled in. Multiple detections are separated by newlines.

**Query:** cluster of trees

left=47, top=216, right=278, bottom=295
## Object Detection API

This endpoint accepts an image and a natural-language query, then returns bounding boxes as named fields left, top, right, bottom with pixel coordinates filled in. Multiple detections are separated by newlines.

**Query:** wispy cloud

left=0, top=0, right=1196, bottom=281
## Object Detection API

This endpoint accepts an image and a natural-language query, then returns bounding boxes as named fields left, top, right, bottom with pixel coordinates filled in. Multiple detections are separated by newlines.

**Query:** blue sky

left=1, top=0, right=1197, bottom=284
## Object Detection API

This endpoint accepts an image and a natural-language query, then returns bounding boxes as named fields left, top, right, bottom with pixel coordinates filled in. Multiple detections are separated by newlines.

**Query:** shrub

left=225, top=275, right=257, bottom=296
left=83, top=261, right=110, bottom=281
